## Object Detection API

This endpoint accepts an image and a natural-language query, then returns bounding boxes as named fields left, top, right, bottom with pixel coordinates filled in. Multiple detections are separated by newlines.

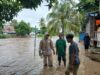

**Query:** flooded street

left=0, top=38, right=42, bottom=75
left=0, top=37, right=100, bottom=75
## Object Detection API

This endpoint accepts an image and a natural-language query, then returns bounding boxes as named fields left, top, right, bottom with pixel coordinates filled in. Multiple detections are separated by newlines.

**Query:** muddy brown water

left=0, top=37, right=99, bottom=75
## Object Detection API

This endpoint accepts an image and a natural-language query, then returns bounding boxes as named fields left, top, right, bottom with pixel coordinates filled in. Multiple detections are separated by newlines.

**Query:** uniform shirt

left=39, top=39, right=54, bottom=55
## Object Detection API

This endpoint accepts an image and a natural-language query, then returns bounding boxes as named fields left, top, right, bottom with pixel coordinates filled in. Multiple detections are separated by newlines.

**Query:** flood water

left=0, top=37, right=43, bottom=75
left=0, top=37, right=99, bottom=75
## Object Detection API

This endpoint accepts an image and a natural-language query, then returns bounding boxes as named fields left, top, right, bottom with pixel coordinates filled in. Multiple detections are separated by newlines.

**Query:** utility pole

left=34, top=25, right=36, bottom=56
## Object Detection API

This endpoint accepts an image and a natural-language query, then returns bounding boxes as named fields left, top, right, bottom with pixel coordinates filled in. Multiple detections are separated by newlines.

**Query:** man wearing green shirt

left=56, top=33, right=66, bottom=66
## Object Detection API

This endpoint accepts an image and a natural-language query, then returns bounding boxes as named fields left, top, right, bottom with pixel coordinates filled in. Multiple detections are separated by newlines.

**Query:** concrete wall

left=86, top=19, right=90, bottom=35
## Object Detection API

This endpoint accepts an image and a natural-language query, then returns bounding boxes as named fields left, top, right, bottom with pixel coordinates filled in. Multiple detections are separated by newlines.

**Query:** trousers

left=43, top=54, right=53, bottom=66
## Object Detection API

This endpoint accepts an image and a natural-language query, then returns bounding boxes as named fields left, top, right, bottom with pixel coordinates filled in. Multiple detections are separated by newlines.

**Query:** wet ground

left=0, top=37, right=100, bottom=75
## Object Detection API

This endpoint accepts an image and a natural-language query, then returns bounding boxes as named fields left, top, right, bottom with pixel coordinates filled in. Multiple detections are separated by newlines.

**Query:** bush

left=0, top=34, right=7, bottom=38
left=37, top=34, right=44, bottom=37
left=0, top=34, right=15, bottom=39
left=15, top=21, right=32, bottom=36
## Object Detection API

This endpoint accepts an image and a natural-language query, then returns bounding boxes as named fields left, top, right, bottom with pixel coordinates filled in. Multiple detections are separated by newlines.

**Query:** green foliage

left=17, top=0, right=57, bottom=9
left=0, top=34, right=6, bottom=38
left=39, top=18, right=45, bottom=27
left=0, top=34, right=12, bottom=39
left=39, top=18, right=47, bottom=34
left=77, top=0, right=99, bottom=13
left=40, top=26, right=47, bottom=34
left=31, top=27, right=39, bottom=34
left=0, top=0, right=57, bottom=28
left=37, top=34, right=44, bottom=37
left=47, top=1, right=80, bottom=35
left=15, top=21, right=32, bottom=36
left=0, top=20, right=4, bottom=34
left=0, top=26, right=3, bottom=34
left=0, top=0, right=22, bottom=25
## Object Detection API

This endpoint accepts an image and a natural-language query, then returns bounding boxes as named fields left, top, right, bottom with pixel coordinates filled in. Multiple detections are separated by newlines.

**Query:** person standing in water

left=56, top=33, right=66, bottom=66
left=65, top=34, right=80, bottom=75
left=39, top=33, right=55, bottom=67
left=83, top=33, right=90, bottom=52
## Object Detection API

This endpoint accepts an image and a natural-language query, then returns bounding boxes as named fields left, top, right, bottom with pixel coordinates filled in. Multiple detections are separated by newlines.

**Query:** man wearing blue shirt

left=65, top=34, right=80, bottom=75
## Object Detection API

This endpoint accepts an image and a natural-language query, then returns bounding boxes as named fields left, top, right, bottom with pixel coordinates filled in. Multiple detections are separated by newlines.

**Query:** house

left=3, top=23, right=16, bottom=34
left=85, top=11, right=100, bottom=47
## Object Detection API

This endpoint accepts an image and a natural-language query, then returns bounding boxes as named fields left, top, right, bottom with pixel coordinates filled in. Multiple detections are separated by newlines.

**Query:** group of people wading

left=39, top=33, right=80, bottom=75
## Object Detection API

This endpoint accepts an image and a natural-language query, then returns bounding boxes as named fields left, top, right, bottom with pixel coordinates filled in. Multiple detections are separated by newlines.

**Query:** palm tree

left=47, top=1, right=80, bottom=35
left=47, top=2, right=71, bottom=34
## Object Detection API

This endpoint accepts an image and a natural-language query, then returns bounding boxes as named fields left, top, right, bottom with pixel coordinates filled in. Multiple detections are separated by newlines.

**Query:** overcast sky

left=14, top=1, right=49, bottom=28
left=14, top=0, right=79, bottom=28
